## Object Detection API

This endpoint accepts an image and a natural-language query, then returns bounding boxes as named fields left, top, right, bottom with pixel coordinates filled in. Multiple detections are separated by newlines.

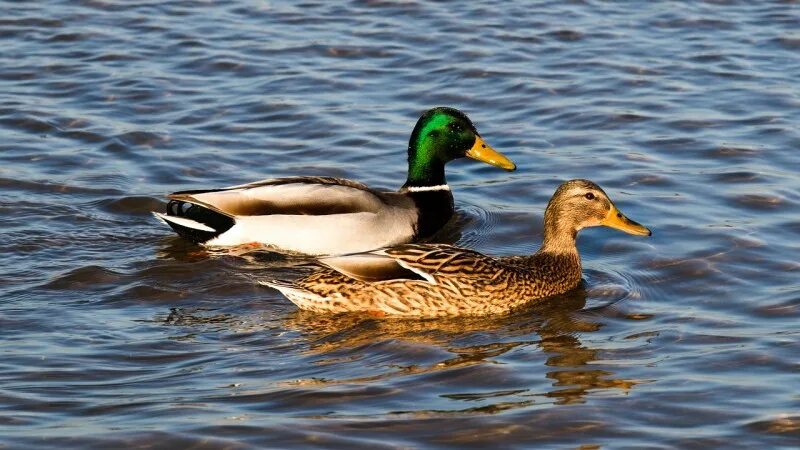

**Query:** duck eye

left=584, top=192, right=595, bottom=200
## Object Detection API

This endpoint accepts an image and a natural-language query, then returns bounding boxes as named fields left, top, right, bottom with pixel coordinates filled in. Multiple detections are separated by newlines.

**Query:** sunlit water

left=1, top=1, right=799, bottom=448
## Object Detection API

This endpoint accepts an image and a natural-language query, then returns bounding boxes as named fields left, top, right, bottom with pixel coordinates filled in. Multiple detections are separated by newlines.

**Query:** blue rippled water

left=1, top=1, right=799, bottom=448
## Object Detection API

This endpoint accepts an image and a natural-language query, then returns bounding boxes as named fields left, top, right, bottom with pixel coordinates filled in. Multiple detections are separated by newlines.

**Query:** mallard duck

left=264, top=179, right=651, bottom=317
left=153, top=107, right=515, bottom=255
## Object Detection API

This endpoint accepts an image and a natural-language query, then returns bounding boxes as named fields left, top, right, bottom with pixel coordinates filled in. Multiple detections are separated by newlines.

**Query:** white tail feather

left=152, top=212, right=216, bottom=232
left=259, top=280, right=327, bottom=306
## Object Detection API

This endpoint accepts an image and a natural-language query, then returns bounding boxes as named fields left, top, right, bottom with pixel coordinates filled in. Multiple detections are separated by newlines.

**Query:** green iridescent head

left=404, top=107, right=515, bottom=187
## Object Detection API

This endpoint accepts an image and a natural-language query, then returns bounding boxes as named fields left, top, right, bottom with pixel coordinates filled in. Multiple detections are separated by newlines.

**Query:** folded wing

left=168, top=176, right=387, bottom=217
left=320, top=244, right=487, bottom=284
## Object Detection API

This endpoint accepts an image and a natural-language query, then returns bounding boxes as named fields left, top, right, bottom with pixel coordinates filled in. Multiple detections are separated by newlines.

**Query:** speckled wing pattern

left=280, top=244, right=583, bottom=317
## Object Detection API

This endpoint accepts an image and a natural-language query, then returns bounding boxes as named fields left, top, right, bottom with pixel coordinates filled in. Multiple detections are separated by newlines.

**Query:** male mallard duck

left=265, top=180, right=651, bottom=317
left=153, top=107, right=515, bottom=255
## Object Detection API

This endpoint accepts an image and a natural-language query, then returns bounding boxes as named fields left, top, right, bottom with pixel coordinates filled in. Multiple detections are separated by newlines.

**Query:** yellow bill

left=466, top=136, right=516, bottom=171
left=601, top=205, right=651, bottom=236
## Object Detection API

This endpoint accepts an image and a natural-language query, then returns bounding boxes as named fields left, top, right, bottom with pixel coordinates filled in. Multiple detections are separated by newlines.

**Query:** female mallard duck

left=265, top=180, right=651, bottom=317
left=153, top=107, right=515, bottom=255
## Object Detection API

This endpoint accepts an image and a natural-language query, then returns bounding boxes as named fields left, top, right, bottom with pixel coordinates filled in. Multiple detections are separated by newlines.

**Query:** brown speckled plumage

left=266, top=180, right=651, bottom=317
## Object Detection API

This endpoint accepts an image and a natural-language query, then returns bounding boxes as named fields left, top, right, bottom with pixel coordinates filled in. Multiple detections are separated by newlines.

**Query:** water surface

left=1, top=1, right=799, bottom=448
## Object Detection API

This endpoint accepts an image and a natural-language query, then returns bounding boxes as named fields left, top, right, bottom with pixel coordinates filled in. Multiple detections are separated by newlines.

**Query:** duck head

left=404, top=107, right=515, bottom=188
left=541, top=179, right=651, bottom=252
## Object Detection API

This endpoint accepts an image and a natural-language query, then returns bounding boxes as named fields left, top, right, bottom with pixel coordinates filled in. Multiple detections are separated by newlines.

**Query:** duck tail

left=259, top=279, right=327, bottom=309
left=154, top=200, right=235, bottom=244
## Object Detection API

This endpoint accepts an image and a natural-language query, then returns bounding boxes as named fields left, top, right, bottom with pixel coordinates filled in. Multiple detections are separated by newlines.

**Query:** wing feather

left=383, top=244, right=499, bottom=277
left=320, top=254, right=428, bottom=283
left=319, top=244, right=493, bottom=285
left=167, top=177, right=391, bottom=217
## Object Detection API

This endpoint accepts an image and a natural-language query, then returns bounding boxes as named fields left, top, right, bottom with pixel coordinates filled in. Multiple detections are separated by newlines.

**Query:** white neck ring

left=405, top=184, right=451, bottom=193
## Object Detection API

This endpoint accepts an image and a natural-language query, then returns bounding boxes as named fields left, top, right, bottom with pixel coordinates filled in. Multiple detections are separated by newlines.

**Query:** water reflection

left=159, top=285, right=640, bottom=410
left=540, top=332, right=638, bottom=405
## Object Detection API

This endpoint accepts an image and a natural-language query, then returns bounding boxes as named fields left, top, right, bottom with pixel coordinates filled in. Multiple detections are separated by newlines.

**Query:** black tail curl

left=164, top=200, right=235, bottom=244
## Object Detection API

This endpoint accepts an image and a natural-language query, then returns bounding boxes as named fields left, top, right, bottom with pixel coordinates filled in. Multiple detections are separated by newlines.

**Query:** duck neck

left=531, top=219, right=582, bottom=288
left=404, top=153, right=446, bottom=189
left=538, top=210, right=579, bottom=255
left=405, top=187, right=455, bottom=238
left=402, top=141, right=454, bottom=237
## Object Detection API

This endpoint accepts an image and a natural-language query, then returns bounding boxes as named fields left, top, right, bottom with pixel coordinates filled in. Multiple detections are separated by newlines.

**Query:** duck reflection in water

left=264, top=285, right=637, bottom=408
left=157, top=256, right=641, bottom=409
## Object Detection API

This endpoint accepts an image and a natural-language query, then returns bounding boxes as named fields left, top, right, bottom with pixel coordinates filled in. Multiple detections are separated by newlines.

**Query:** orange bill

left=601, top=205, right=651, bottom=236
left=466, top=136, right=516, bottom=171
